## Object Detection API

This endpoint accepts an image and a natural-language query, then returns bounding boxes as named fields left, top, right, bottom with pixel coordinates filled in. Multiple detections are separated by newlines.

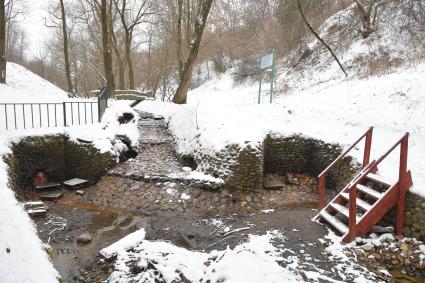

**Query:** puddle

left=33, top=201, right=148, bottom=282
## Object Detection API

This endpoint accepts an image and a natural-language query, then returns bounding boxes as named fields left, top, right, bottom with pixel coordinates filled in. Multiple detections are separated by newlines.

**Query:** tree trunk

left=176, top=0, right=183, bottom=78
left=109, top=9, right=125, bottom=89
left=173, top=0, right=213, bottom=104
left=101, top=0, right=115, bottom=96
left=353, top=0, right=377, bottom=38
left=125, top=32, right=135, bottom=89
left=59, top=0, right=74, bottom=94
left=0, top=0, right=6, bottom=84
left=297, top=0, right=347, bottom=77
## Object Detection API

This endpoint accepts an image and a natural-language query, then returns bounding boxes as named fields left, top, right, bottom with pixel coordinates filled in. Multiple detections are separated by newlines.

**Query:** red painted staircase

left=316, top=127, right=413, bottom=243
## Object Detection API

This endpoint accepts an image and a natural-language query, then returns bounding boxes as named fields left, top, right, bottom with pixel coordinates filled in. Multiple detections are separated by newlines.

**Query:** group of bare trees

left=2, top=0, right=423, bottom=100
left=0, top=0, right=5, bottom=84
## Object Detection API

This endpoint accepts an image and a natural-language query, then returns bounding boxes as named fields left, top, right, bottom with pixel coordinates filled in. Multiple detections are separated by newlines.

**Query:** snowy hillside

left=0, top=62, right=142, bottom=282
left=137, top=1, right=425, bottom=198
left=0, top=62, right=68, bottom=102
left=281, top=1, right=425, bottom=94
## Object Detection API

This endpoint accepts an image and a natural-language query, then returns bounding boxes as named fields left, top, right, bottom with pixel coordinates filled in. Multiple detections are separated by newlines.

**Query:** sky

left=19, top=0, right=51, bottom=58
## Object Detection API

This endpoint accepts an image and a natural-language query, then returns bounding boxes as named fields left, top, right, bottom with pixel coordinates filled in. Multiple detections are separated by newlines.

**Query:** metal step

left=340, top=192, right=372, bottom=211
left=319, top=210, right=348, bottom=234
left=356, top=184, right=383, bottom=199
left=366, top=173, right=392, bottom=187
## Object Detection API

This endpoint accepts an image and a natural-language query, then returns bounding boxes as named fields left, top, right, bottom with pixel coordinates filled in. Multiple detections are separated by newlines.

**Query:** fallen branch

left=221, top=227, right=251, bottom=238
left=205, top=236, right=237, bottom=250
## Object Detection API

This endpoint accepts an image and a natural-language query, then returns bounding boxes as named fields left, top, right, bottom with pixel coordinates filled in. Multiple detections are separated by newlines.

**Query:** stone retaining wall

left=5, top=135, right=115, bottom=194
left=194, top=134, right=359, bottom=194
left=196, top=141, right=264, bottom=192
left=264, top=134, right=359, bottom=192
left=404, top=192, right=425, bottom=241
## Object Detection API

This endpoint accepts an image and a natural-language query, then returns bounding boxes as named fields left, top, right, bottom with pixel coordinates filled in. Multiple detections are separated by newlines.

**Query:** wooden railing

left=317, top=127, right=374, bottom=209
left=345, top=132, right=411, bottom=242
left=346, top=161, right=377, bottom=242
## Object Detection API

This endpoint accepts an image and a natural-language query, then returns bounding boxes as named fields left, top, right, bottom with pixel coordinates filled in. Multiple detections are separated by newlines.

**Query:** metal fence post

left=63, top=102, right=67, bottom=127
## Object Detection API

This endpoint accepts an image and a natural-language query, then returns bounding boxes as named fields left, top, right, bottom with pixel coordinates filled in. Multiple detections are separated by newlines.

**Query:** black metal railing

left=0, top=101, right=99, bottom=130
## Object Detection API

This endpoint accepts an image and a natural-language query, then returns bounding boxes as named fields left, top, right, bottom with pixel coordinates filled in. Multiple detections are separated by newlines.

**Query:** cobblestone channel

left=71, top=111, right=318, bottom=215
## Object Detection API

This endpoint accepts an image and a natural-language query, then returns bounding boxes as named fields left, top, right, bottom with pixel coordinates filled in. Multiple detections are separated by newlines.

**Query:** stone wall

left=195, top=141, right=263, bottom=192
left=5, top=134, right=115, bottom=192
left=404, top=192, right=425, bottom=241
left=193, top=134, right=359, bottom=194
left=264, top=134, right=359, bottom=192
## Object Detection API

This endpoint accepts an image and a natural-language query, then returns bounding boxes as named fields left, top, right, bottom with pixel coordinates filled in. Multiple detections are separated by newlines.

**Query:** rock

left=400, top=243, right=409, bottom=253
left=42, top=243, right=53, bottom=255
left=77, top=233, right=92, bottom=244
left=362, top=244, right=374, bottom=251
left=76, top=190, right=84, bottom=196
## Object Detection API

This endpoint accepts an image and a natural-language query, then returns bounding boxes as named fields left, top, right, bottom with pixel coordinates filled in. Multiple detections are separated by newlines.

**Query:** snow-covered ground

left=101, top=226, right=382, bottom=283
left=138, top=61, right=425, bottom=197
left=0, top=63, right=139, bottom=283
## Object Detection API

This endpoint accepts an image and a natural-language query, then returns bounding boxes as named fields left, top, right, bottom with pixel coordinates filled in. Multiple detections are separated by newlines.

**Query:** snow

left=0, top=159, right=60, bottom=283
left=100, top=229, right=147, bottom=259
left=138, top=61, right=425, bottom=197
left=0, top=63, right=68, bottom=102
left=103, top=229, right=304, bottom=283
left=0, top=63, right=140, bottom=282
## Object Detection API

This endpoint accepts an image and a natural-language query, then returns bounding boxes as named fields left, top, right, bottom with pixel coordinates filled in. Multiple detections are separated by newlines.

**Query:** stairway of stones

left=316, top=128, right=413, bottom=243
left=108, top=112, right=221, bottom=189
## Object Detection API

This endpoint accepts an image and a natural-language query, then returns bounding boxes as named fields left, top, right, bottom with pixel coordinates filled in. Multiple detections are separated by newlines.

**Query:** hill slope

left=0, top=62, right=68, bottom=102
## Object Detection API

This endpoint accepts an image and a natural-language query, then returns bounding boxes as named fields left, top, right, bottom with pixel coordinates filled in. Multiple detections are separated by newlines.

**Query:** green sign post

left=258, top=52, right=276, bottom=104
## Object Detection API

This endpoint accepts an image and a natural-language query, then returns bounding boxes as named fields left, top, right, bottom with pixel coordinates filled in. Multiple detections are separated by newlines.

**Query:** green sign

left=258, top=52, right=276, bottom=104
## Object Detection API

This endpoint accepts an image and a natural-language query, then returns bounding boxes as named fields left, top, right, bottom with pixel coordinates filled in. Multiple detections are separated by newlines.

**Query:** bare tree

left=172, top=0, right=213, bottom=104
left=100, top=0, right=115, bottom=96
left=353, top=0, right=383, bottom=38
left=113, top=0, right=153, bottom=89
left=46, top=0, right=74, bottom=94
left=297, top=0, right=347, bottom=76
left=176, top=0, right=183, bottom=77
left=1, top=0, right=6, bottom=83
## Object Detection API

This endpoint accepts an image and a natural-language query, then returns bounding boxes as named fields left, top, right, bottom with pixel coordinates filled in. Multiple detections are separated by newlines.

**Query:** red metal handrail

left=317, top=127, right=373, bottom=209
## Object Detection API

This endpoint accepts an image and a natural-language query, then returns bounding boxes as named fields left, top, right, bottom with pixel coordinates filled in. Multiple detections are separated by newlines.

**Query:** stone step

left=40, top=192, right=64, bottom=201
left=27, top=208, right=47, bottom=217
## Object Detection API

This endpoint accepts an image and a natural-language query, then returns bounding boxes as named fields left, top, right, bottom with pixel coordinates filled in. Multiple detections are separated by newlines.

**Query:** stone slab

left=40, top=192, right=64, bottom=201
left=27, top=208, right=47, bottom=217
left=263, top=174, right=284, bottom=190
left=34, top=183, right=61, bottom=191
left=63, top=178, right=89, bottom=188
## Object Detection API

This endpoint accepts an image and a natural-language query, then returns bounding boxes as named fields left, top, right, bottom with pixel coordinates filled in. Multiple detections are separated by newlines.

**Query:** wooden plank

left=320, top=211, right=348, bottom=234
left=356, top=183, right=399, bottom=237
left=366, top=173, right=391, bottom=187
left=356, top=184, right=383, bottom=199
left=340, top=192, right=372, bottom=211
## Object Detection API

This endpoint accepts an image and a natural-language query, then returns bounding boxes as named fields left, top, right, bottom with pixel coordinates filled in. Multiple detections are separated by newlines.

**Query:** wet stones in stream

left=72, top=174, right=318, bottom=215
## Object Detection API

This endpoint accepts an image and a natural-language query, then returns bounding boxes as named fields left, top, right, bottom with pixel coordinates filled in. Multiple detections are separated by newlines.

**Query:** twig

left=221, top=227, right=251, bottom=237
left=205, top=236, right=237, bottom=250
